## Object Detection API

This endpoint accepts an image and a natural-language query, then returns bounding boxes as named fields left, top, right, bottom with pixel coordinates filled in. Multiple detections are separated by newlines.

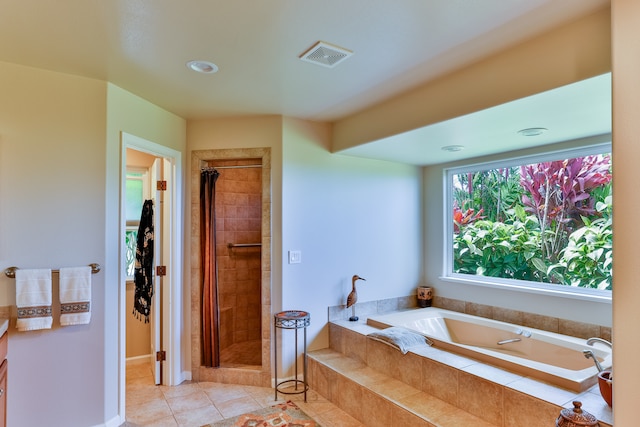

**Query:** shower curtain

left=200, top=168, right=220, bottom=367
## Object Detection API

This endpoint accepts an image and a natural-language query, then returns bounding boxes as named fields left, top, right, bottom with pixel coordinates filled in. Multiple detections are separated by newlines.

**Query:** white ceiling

left=0, top=0, right=610, bottom=165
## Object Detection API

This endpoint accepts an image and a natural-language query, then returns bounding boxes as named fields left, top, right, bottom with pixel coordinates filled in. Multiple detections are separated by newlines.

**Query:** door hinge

left=156, top=350, right=166, bottom=362
left=157, top=180, right=167, bottom=191
left=156, top=265, right=167, bottom=276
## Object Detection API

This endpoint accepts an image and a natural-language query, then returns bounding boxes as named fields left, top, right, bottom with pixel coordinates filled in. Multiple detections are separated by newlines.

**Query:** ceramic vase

left=597, top=370, right=612, bottom=407
left=417, top=286, right=433, bottom=308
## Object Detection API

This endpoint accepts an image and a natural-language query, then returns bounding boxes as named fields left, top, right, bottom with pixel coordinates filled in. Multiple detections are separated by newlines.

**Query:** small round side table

left=274, top=310, right=310, bottom=402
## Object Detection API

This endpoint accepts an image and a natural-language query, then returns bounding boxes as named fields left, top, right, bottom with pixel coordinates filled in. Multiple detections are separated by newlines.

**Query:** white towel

left=59, top=266, right=92, bottom=326
left=15, top=269, right=53, bottom=331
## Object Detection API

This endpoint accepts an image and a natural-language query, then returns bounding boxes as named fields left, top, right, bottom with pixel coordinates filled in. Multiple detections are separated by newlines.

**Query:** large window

left=125, top=169, right=149, bottom=278
left=444, top=143, right=612, bottom=299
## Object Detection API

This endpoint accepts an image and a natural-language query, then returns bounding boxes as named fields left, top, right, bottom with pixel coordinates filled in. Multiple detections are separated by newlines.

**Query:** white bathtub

left=367, top=307, right=611, bottom=392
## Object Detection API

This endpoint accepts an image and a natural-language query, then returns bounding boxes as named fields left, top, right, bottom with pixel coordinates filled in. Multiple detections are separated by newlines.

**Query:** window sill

left=438, top=274, right=612, bottom=304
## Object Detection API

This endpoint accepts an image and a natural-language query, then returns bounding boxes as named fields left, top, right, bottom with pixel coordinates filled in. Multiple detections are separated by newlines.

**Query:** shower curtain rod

left=203, top=164, right=262, bottom=170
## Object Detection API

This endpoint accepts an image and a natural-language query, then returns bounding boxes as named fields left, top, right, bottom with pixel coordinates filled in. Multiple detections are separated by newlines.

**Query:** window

left=125, top=169, right=149, bottom=278
left=444, top=143, right=612, bottom=299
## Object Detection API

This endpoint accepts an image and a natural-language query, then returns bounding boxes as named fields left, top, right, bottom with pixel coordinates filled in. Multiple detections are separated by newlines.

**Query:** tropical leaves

left=452, top=153, right=612, bottom=290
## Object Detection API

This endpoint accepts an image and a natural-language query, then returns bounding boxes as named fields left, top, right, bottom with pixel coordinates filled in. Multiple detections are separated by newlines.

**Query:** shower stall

left=192, top=147, right=271, bottom=386
left=198, top=155, right=266, bottom=372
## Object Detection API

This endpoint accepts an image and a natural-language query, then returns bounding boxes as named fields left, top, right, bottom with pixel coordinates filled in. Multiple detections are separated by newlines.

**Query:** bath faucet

left=586, top=337, right=612, bottom=349
left=497, top=338, right=521, bottom=345
left=583, top=349, right=604, bottom=372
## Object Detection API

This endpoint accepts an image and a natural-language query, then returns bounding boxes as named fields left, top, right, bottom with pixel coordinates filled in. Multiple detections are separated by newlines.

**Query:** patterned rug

left=202, top=400, right=320, bottom=427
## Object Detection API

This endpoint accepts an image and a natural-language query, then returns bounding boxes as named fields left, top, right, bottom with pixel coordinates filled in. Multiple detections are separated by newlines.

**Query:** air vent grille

left=299, top=41, right=353, bottom=68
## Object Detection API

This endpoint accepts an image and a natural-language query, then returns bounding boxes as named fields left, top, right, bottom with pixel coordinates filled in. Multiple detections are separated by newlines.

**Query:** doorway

left=191, top=148, right=272, bottom=386
left=120, top=132, right=183, bottom=417
left=124, top=149, right=167, bottom=384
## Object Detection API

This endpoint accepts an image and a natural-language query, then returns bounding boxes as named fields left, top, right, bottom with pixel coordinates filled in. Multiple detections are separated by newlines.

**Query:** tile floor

left=122, top=360, right=364, bottom=427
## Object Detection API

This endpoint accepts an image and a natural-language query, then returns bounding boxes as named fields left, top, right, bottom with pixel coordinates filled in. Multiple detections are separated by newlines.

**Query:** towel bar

left=4, top=263, right=101, bottom=279
left=227, top=243, right=261, bottom=248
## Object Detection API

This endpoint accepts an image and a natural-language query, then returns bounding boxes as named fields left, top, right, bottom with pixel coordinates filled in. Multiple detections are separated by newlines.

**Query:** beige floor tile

left=160, top=381, right=201, bottom=399
left=173, top=405, right=224, bottom=427
left=200, top=382, right=251, bottom=403
left=127, top=362, right=153, bottom=379
left=139, top=415, right=179, bottom=427
left=126, top=398, right=173, bottom=425
left=367, top=377, right=420, bottom=402
left=249, top=388, right=287, bottom=408
left=347, top=366, right=389, bottom=387
left=166, top=390, right=213, bottom=414
left=213, top=395, right=262, bottom=418
left=125, top=360, right=353, bottom=427
left=127, top=375, right=156, bottom=389
left=127, top=386, right=165, bottom=407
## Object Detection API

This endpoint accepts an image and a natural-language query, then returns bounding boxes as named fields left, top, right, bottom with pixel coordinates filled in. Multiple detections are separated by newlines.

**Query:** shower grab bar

left=4, top=263, right=101, bottom=279
left=210, top=164, right=262, bottom=169
left=227, top=243, right=261, bottom=248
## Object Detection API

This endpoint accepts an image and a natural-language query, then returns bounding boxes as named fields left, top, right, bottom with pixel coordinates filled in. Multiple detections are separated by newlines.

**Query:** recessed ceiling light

left=186, top=60, right=219, bottom=74
left=441, top=145, right=465, bottom=152
left=517, top=127, right=548, bottom=137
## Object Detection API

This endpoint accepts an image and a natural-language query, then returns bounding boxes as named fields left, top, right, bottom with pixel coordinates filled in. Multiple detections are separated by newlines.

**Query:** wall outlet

left=288, top=250, right=302, bottom=264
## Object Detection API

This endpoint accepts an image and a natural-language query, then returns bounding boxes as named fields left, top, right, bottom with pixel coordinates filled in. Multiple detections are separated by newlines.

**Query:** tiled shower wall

left=210, top=159, right=262, bottom=354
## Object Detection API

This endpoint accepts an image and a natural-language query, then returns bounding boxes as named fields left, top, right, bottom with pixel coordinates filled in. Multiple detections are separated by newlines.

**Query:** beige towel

left=15, top=269, right=53, bottom=331
left=59, top=266, right=92, bottom=326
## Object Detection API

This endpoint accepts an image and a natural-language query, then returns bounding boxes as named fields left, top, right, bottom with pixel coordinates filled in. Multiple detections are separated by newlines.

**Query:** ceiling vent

left=299, top=41, right=353, bottom=68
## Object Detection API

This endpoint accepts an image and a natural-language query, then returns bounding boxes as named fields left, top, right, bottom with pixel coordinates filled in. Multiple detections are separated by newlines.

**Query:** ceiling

left=0, top=0, right=610, bottom=165
left=340, top=73, right=612, bottom=165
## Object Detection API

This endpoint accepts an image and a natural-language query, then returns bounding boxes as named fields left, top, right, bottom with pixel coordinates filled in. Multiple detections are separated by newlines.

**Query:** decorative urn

left=556, top=401, right=599, bottom=427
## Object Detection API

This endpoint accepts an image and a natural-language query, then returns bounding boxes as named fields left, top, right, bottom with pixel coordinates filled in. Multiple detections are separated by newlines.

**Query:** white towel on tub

left=15, top=269, right=53, bottom=331
left=59, top=266, right=91, bottom=326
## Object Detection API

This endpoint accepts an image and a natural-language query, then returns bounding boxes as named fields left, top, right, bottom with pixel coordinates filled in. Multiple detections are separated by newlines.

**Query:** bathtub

left=366, top=307, right=611, bottom=392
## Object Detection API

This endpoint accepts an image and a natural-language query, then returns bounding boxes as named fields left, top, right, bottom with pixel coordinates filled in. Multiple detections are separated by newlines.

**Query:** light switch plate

left=288, top=250, right=302, bottom=264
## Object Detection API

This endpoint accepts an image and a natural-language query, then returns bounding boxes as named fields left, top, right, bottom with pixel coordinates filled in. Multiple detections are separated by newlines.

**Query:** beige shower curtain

left=200, top=168, right=220, bottom=367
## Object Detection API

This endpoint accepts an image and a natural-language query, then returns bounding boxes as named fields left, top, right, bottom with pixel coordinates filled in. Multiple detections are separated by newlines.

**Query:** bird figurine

left=346, top=275, right=366, bottom=321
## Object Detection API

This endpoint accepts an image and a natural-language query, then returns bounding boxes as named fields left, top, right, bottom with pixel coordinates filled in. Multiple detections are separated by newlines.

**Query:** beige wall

left=0, top=62, right=108, bottom=426
left=333, top=7, right=611, bottom=151
left=611, top=0, right=640, bottom=424
left=280, top=117, right=422, bottom=360
left=106, top=83, right=187, bottom=420
left=126, top=281, right=152, bottom=358
left=0, top=63, right=186, bottom=426
left=187, top=114, right=284, bottom=310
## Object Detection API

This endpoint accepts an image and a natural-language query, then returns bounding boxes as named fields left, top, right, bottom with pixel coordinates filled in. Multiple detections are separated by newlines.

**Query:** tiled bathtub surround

left=310, top=320, right=612, bottom=427
left=328, top=294, right=611, bottom=341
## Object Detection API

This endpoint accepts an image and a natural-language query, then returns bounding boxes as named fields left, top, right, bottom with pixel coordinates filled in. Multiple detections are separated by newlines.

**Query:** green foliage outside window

left=452, top=152, right=612, bottom=291
left=126, top=230, right=138, bottom=277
